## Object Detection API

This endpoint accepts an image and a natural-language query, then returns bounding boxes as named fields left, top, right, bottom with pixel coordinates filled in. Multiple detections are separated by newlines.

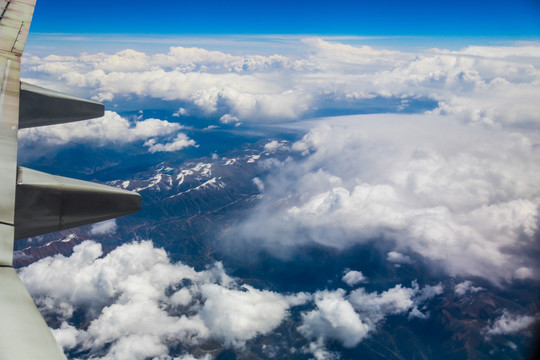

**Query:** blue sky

left=32, top=0, right=540, bottom=37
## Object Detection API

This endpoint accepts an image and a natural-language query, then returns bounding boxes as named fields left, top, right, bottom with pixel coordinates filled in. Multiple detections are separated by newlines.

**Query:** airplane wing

left=0, top=1, right=141, bottom=359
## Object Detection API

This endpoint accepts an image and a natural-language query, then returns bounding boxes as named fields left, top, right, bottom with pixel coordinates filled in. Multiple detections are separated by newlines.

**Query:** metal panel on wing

left=19, top=82, right=105, bottom=128
left=14, top=167, right=141, bottom=239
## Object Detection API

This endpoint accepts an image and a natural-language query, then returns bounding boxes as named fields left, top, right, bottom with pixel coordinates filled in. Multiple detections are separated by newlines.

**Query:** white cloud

left=19, top=241, right=308, bottom=358
left=514, top=267, right=534, bottom=280
left=299, top=281, right=442, bottom=349
left=414, top=282, right=444, bottom=304
left=51, top=322, right=79, bottom=350
left=23, top=39, right=540, bottom=126
left=386, top=251, right=412, bottom=264
left=342, top=270, right=367, bottom=286
left=252, top=177, right=264, bottom=192
left=173, top=355, right=211, bottom=360
left=144, top=133, right=197, bottom=153
left=173, top=107, right=187, bottom=117
left=349, top=284, right=416, bottom=319
left=301, top=338, right=341, bottom=360
left=90, top=219, right=117, bottom=236
left=219, top=114, right=240, bottom=124
left=231, top=114, right=540, bottom=284
left=454, top=280, right=484, bottom=296
left=199, top=284, right=309, bottom=347
left=301, top=37, right=406, bottom=70
left=264, top=140, right=280, bottom=152
left=20, top=239, right=445, bottom=357
left=483, top=310, right=538, bottom=337
left=19, top=111, right=182, bottom=147
left=264, top=140, right=289, bottom=154
left=170, top=288, right=192, bottom=307
left=298, top=289, right=370, bottom=348
left=408, top=306, right=429, bottom=320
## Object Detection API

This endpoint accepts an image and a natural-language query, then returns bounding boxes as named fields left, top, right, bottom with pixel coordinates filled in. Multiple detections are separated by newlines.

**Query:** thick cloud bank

left=233, top=114, right=540, bottom=284
left=22, top=39, right=540, bottom=126
left=19, top=241, right=444, bottom=359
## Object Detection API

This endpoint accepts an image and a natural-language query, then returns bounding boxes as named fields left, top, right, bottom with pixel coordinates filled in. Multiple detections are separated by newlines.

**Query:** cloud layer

left=18, top=110, right=195, bottom=153
left=19, top=240, right=445, bottom=359
left=299, top=281, right=442, bottom=348
left=232, top=114, right=540, bottom=284
left=19, top=241, right=308, bottom=359
left=22, top=38, right=540, bottom=126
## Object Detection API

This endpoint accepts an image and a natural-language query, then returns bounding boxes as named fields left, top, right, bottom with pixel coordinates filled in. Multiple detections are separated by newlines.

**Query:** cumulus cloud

left=173, top=107, right=187, bottom=117
left=298, top=289, right=370, bottom=348
left=342, top=270, right=367, bottom=286
left=454, top=280, right=484, bottom=296
left=199, top=284, right=309, bottom=347
left=514, top=266, right=534, bottom=280
left=19, top=240, right=445, bottom=358
left=144, top=133, right=197, bottom=153
left=219, top=114, right=240, bottom=124
left=90, top=219, right=117, bottom=236
left=298, top=281, right=442, bottom=349
left=348, top=285, right=415, bottom=319
left=483, top=310, right=539, bottom=338
left=24, top=45, right=312, bottom=121
left=22, top=39, right=540, bottom=126
left=231, top=114, right=540, bottom=284
left=174, top=355, right=211, bottom=360
left=51, top=322, right=79, bottom=350
left=301, top=338, right=340, bottom=360
left=19, top=111, right=184, bottom=148
left=264, top=140, right=289, bottom=154
left=386, top=251, right=412, bottom=264
left=19, top=241, right=308, bottom=359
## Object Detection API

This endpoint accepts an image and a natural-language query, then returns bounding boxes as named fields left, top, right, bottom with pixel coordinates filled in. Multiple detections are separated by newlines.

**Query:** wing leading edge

left=0, top=1, right=141, bottom=359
